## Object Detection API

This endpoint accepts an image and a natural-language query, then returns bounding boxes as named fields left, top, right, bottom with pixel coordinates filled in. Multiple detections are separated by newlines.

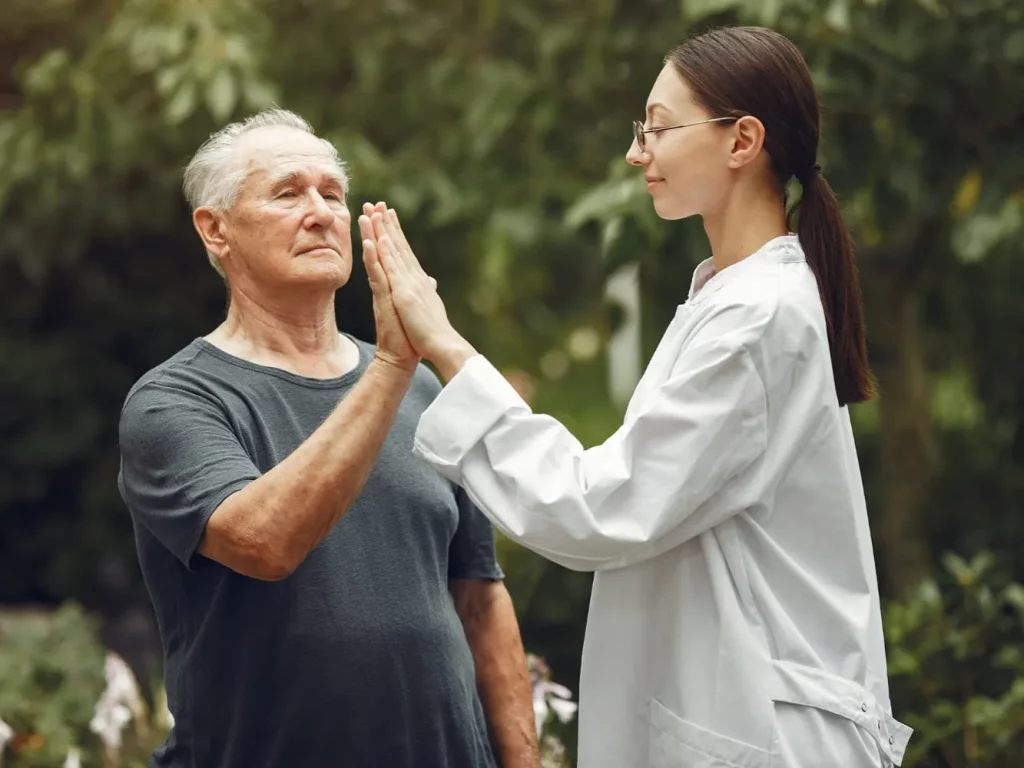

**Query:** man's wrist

left=368, top=352, right=420, bottom=382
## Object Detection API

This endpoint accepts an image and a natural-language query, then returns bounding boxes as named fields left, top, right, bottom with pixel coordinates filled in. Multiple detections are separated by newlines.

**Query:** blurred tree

left=1, top=1, right=1023, bottom=764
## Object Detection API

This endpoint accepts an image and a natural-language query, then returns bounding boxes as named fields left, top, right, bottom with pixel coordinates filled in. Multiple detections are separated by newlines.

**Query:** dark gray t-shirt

left=117, top=336, right=503, bottom=768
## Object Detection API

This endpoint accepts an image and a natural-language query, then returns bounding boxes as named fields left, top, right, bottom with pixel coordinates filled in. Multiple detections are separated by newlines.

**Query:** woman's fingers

left=375, top=234, right=402, bottom=281
left=386, top=208, right=428, bottom=279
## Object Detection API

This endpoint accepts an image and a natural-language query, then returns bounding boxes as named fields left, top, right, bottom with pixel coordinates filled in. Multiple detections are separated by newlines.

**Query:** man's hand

left=366, top=205, right=477, bottom=381
left=358, top=203, right=419, bottom=372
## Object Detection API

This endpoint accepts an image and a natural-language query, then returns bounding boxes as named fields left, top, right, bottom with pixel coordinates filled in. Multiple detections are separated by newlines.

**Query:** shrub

left=885, top=551, right=1024, bottom=767
left=0, top=603, right=106, bottom=767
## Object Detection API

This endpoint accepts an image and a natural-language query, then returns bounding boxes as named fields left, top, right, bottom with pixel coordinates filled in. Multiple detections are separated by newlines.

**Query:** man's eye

left=278, top=190, right=297, bottom=198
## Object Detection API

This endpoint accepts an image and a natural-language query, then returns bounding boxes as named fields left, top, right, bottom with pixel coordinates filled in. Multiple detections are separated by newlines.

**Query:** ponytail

left=794, top=172, right=875, bottom=406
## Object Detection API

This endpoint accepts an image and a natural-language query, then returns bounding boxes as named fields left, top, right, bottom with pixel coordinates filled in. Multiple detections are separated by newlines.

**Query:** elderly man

left=117, top=109, right=538, bottom=768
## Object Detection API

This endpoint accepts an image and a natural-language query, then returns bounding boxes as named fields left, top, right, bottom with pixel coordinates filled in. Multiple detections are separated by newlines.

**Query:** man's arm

left=200, top=357, right=414, bottom=580
left=452, top=579, right=540, bottom=768
left=199, top=210, right=422, bottom=580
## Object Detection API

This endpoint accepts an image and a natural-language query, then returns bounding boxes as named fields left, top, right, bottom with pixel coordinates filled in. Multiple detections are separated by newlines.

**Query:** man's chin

left=289, top=261, right=352, bottom=289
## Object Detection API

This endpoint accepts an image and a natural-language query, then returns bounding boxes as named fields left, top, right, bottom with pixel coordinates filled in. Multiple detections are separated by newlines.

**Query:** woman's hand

left=359, top=202, right=477, bottom=381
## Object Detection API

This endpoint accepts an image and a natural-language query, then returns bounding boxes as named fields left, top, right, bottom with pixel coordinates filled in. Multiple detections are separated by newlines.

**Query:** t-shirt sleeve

left=448, top=485, right=505, bottom=581
left=117, top=381, right=262, bottom=569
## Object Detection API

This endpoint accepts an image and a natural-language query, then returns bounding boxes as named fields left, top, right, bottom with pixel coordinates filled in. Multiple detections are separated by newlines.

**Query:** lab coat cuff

left=414, top=355, right=527, bottom=470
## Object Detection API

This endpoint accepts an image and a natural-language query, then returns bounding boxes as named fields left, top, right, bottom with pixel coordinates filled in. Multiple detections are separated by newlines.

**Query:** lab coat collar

left=687, top=234, right=804, bottom=303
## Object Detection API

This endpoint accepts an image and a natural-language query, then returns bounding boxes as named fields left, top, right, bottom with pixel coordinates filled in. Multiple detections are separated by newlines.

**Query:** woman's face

left=626, top=64, right=735, bottom=221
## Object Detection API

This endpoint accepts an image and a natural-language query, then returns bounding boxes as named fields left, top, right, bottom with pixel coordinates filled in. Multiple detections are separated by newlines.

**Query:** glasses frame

left=633, top=116, right=737, bottom=152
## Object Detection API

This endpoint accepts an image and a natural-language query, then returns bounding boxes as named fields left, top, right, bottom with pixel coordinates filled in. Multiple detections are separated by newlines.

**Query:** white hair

left=183, top=109, right=349, bottom=277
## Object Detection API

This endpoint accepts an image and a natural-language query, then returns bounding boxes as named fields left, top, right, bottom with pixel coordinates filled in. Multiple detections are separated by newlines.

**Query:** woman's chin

left=651, top=195, right=692, bottom=221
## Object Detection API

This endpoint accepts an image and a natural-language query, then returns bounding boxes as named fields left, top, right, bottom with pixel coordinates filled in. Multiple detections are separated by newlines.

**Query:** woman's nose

left=625, top=138, right=647, bottom=167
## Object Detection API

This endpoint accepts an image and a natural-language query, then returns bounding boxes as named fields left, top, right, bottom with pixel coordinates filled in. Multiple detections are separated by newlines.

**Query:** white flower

left=90, top=652, right=147, bottom=754
left=63, top=747, right=82, bottom=768
left=102, top=653, right=146, bottom=722
left=90, top=702, right=133, bottom=752
left=526, top=653, right=578, bottom=736
left=540, top=733, right=568, bottom=768
left=548, top=694, right=578, bottom=724
left=0, top=716, right=14, bottom=756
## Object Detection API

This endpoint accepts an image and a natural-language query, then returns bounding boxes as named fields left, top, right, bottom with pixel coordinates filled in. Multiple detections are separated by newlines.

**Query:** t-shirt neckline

left=191, top=332, right=368, bottom=389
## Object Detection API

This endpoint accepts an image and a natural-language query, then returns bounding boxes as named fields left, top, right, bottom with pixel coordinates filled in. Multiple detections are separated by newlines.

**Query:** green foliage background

left=1, top=0, right=1022, bottom=765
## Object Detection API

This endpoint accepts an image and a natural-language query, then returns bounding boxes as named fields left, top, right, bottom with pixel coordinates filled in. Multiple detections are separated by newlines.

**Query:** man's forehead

left=262, top=157, right=346, bottom=187
left=238, top=126, right=344, bottom=185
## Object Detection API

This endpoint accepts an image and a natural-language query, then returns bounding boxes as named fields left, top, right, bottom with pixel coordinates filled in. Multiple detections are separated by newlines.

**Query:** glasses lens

left=634, top=121, right=644, bottom=151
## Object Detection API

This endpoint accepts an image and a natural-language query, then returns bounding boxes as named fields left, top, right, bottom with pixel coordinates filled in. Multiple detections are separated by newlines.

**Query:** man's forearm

left=202, top=356, right=415, bottom=576
left=456, top=581, right=540, bottom=768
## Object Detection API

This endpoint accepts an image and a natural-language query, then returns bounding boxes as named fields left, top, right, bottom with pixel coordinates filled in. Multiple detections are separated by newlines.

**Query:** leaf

left=930, top=368, right=983, bottom=429
left=952, top=198, right=1024, bottom=263
left=680, top=0, right=745, bottom=22
left=155, top=66, right=185, bottom=96
left=942, top=553, right=973, bottom=586
left=165, top=81, right=196, bottom=124
left=951, top=169, right=982, bottom=217
left=824, top=0, right=851, bottom=32
left=242, top=78, right=278, bottom=110
left=205, top=69, right=237, bottom=122
left=1003, top=584, right=1024, bottom=613
left=564, top=177, right=645, bottom=230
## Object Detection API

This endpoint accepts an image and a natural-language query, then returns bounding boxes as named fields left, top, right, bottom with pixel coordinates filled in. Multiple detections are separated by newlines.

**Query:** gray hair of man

left=182, top=109, right=349, bottom=278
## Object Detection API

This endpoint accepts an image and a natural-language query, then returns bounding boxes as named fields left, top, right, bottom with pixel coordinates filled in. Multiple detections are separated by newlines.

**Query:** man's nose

left=304, top=190, right=336, bottom=228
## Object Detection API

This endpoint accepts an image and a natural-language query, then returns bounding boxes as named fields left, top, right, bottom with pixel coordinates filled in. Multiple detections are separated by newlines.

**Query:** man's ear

left=194, top=208, right=229, bottom=259
left=726, top=115, right=767, bottom=170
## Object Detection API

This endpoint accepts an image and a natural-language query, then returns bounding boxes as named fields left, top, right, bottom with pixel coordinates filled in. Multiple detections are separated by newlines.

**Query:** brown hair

left=666, top=26, right=874, bottom=405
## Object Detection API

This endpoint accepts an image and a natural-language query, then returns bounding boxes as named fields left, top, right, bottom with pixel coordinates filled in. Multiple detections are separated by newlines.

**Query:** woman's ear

left=727, top=115, right=767, bottom=170
left=193, top=208, right=229, bottom=259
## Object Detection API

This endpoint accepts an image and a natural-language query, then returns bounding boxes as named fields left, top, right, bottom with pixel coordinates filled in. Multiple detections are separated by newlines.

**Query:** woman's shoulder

left=695, top=259, right=827, bottom=358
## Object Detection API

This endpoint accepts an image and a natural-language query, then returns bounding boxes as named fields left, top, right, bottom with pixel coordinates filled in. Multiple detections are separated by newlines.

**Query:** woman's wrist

left=429, top=333, right=478, bottom=382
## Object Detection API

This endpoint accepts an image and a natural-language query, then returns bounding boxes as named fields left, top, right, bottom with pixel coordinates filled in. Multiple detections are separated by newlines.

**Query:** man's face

left=216, top=126, right=353, bottom=292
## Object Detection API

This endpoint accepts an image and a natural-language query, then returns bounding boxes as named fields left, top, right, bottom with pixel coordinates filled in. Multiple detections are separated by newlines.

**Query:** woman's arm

left=414, top=322, right=768, bottom=572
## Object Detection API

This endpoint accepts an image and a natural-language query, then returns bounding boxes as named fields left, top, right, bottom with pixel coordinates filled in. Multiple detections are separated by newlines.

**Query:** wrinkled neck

left=205, top=285, right=357, bottom=379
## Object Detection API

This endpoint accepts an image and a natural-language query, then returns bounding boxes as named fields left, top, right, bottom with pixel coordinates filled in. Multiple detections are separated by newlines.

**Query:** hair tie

left=799, top=163, right=822, bottom=184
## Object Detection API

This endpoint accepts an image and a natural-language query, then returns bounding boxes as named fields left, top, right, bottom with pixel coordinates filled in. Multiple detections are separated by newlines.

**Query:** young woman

left=360, top=25, right=912, bottom=768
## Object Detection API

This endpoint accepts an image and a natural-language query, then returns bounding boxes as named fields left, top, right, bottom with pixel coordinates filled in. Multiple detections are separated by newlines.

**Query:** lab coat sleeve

left=413, top=316, right=769, bottom=572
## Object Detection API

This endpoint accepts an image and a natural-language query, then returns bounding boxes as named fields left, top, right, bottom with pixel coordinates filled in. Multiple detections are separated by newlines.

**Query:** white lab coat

left=413, top=235, right=913, bottom=767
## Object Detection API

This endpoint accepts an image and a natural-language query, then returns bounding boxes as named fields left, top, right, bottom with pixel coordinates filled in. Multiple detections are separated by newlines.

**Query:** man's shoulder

left=120, top=339, right=221, bottom=420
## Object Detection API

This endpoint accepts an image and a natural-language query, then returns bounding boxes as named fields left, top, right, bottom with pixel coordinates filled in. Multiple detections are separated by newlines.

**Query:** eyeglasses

left=632, top=117, right=737, bottom=152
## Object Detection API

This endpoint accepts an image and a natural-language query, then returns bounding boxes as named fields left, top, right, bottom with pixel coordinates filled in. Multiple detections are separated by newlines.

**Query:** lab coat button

left=861, top=703, right=868, bottom=712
